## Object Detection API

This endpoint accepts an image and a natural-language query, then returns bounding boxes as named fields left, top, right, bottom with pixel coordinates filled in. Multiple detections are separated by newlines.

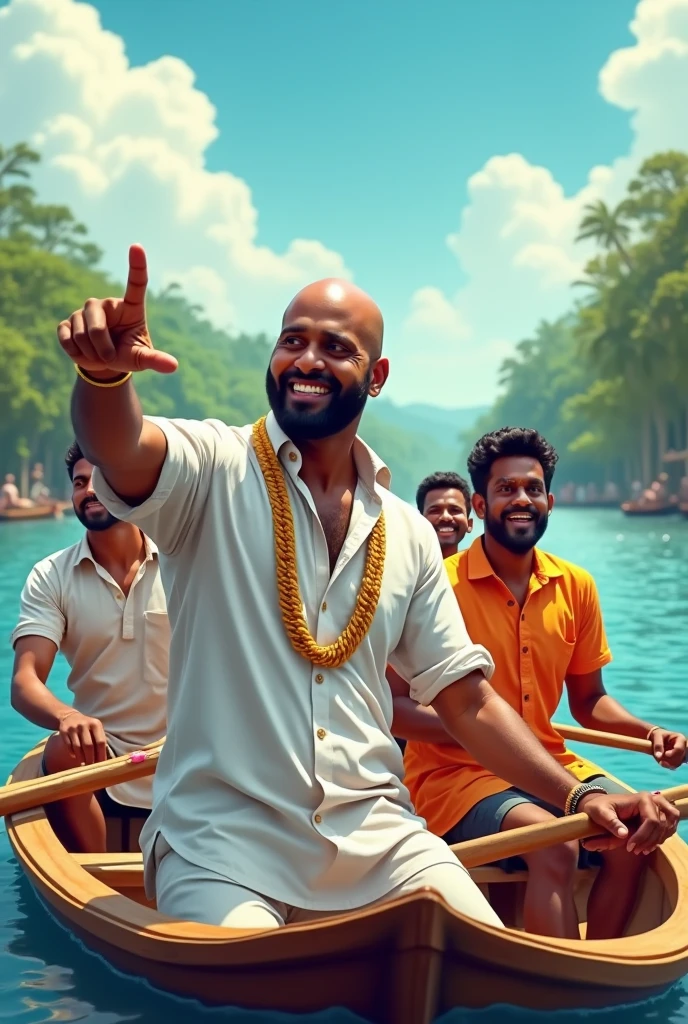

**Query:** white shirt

left=12, top=534, right=169, bottom=807
left=94, top=413, right=494, bottom=909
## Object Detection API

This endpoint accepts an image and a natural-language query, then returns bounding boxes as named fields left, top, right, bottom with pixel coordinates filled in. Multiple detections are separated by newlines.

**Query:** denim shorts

left=442, top=774, right=631, bottom=872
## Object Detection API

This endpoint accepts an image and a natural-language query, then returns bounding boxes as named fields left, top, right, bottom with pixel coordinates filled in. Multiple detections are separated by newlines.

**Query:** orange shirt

left=403, top=537, right=612, bottom=836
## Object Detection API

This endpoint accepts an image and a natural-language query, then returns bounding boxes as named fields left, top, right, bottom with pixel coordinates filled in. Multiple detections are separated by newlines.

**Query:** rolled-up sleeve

left=11, top=563, right=65, bottom=649
left=93, top=416, right=234, bottom=556
left=388, top=524, right=494, bottom=706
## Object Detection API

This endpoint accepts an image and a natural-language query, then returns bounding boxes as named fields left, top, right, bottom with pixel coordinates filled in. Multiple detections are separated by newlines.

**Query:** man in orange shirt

left=398, top=427, right=686, bottom=940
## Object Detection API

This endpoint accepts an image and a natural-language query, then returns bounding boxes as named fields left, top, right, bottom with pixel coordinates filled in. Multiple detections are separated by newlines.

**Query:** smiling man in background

left=10, top=440, right=169, bottom=853
left=415, top=471, right=473, bottom=558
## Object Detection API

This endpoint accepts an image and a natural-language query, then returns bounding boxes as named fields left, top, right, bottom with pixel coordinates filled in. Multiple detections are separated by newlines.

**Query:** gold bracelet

left=75, top=365, right=132, bottom=388
left=646, top=725, right=661, bottom=741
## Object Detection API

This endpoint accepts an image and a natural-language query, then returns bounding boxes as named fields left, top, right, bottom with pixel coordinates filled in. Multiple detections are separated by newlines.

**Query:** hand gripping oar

left=0, top=740, right=163, bottom=818
left=451, top=782, right=688, bottom=869
left=553, top=722, right=688, bottom=762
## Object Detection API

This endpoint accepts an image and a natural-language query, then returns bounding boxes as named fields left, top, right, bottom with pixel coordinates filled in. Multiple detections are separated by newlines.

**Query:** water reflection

left=6, top=868, right=688, bottom=1024
left=438, top=984, right=688, bottom=1022
left=4, top=871, right=367, bottom=1024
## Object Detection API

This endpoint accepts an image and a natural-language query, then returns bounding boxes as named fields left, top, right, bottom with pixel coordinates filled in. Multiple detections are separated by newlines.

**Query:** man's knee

left=219, top=901, right=282, bottom=930
left=42, top=734, right=78, bottom=774
left=404, top=861, right=505, bottom=929
left=526, top=840, right=579, bottom=885
left=154, top=847, right=284, bottom=930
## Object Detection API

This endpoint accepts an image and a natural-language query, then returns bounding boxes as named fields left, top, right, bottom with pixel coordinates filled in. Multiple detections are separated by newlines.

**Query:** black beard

left=484, top=502, right=549, bottom=554
left=74, top=499, right=119, bottom=532
left=265, top=367, right=371, bottom=441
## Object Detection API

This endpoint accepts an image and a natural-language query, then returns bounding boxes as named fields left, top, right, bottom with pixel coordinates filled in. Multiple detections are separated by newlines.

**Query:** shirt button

left=315, top=673, right=324, bottom=684
left=317, top=728, right=326, bottom=740
left=524, top=694, right=530, bottom=702
left=522, top=646, right=528, bottom=654
left=314, top=813, right=322, bottom=824
left=322, top=601, right=327, bottom=611
left=507, top=600, right=515, bottom=607
left=521, top=614, right=525, bottom=621
left=288, top=451, right=298, bottom=462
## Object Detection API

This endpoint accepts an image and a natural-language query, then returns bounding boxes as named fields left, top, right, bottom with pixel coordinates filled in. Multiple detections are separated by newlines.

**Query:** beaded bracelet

left=565, top=782, right=609, bottom=816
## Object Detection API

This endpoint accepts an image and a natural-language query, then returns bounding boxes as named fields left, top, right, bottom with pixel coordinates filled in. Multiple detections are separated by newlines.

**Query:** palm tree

left=0, top=143, right=40, bottom=186
left=576, top=200, right=633, bottom=269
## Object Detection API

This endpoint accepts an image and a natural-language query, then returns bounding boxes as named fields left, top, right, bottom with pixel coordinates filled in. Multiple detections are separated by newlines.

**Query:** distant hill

left=359, top=399, right=489, bottom=502
left=365, top=399, right=489, bottom=454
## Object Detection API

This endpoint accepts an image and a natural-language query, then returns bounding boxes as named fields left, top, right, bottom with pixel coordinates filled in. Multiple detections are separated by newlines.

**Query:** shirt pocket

left=143, top=609, right=170, bottom=695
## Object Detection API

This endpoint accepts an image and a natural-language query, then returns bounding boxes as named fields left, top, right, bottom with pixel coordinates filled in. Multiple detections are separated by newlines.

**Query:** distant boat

left=620, top=501, right=678, bottom=517
left=556, top=499, right=619, bottom=509
left=0, top=501, right=71, bottom=523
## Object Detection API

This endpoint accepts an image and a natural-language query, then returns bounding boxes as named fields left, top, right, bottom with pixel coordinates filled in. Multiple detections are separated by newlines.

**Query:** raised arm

left=58, top=245, right=177, bottom=505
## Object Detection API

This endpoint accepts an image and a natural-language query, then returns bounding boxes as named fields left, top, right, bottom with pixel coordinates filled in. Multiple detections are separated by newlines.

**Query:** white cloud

left=398, top=0, right=688, bottom=407
left=0, top=0, right=349, bottom=336
left=162, top=266, right=237, bottom=333
left=405, top=287, right=470, bottom=342
left=2, top=0, right=687, bottom=410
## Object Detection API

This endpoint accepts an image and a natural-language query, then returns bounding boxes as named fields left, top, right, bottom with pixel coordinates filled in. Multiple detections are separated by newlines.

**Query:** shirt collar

left=74, top=531, right=158, bottom=569
left=532, top=547, right=563, bottom=581
left=466, top=536, right=562, bottom=582
left=264, top=410, right=391, bottom=503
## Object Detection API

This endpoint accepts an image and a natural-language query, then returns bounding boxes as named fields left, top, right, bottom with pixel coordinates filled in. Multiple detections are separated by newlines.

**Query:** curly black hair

left=467, top=427, right=558, bottom=497
left=416, top=471, right=471, bottom=513
left=65, top=440, right=84, bottom=481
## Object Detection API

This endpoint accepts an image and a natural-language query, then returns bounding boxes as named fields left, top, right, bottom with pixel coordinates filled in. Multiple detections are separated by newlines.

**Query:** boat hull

left=0, top=502, right=71, bottom=522
left=621, top=502, right=678, bottom=517
left=7, top=742, right=688, bottom=1021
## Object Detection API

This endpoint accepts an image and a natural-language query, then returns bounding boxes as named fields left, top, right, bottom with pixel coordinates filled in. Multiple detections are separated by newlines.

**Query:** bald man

left=57, top=247, right=672, bottom=933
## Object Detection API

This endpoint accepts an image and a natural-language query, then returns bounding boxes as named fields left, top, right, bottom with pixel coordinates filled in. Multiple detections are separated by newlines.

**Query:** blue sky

left=1, top=0, right=687, bottom=407
left=87, top=0, right=636, bottom=309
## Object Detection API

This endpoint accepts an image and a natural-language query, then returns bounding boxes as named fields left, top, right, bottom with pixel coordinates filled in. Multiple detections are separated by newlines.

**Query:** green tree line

left=468, top=151, right=688, bottom=494
left=0, top=142, right=463, bottom=502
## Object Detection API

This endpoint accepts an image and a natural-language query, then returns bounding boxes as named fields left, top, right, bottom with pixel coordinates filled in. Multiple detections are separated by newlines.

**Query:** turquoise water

left=1, top=511, right=688, bottom=1023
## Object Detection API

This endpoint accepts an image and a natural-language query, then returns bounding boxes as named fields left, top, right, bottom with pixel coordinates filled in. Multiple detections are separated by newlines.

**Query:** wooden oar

left=552, top=722, right=688, bottom=762
left=553, top=722, right=653, bottom=755
left=0, top=741, right=163, bottom=818
left=451, top=782, right=688, bottom=869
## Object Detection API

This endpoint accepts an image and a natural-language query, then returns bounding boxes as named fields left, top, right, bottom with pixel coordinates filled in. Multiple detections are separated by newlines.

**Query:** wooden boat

left=556, top=499, right=619, bottom=509
left=620, top=500, right=677, bottom=517
left=7, top=740, right=688, bottom=1022
left=0, top=501, right=71, bottom=522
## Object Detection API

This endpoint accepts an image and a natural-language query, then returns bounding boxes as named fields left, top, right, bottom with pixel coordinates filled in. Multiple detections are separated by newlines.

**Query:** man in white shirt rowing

left=55, top=244, right=677, bottom=930
left=11, top=440, right=169, bottom=853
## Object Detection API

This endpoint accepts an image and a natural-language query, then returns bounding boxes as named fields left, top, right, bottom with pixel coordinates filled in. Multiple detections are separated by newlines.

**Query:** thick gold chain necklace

left=252, top=415, right=386, bottom=668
